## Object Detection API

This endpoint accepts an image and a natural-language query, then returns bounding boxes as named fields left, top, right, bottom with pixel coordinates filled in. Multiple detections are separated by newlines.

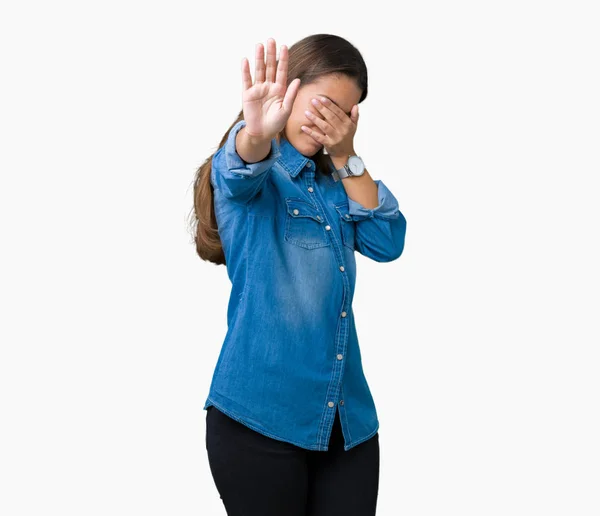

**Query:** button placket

left=308, top=173, right=352, bottom=445
left=303, top=166, right=320, bottom=216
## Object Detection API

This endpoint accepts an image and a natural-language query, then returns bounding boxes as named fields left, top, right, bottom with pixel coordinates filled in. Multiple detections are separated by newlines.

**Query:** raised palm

left=241, top=38, right=301, bottom=141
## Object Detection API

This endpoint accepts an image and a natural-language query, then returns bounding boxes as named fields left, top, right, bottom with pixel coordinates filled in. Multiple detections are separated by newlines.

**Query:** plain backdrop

left=1, top=1, right=599, bottom=515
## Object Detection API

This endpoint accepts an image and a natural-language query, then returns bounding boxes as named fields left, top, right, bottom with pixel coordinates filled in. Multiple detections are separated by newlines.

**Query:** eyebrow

left=316, top=94, right=351, bottom=115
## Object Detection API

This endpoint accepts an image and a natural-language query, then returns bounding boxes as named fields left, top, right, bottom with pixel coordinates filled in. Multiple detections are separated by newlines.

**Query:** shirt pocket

left=334, top=201, right=356, bottom=251
left=284, top=197, right=331, bottom=250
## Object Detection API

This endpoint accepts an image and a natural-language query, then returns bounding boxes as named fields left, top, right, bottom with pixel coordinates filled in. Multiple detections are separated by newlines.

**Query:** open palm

left=241, top=38, right=301, bottom=141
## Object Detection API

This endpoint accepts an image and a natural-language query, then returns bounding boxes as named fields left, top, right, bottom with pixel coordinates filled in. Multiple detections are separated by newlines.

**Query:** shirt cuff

left=347, top=179, right=402, bottom=220
left=224, top=119, right=281, bottom=176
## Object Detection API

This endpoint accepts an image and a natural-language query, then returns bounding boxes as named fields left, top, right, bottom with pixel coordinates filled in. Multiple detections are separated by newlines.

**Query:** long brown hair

left=188, top=34, right=368, bottom=265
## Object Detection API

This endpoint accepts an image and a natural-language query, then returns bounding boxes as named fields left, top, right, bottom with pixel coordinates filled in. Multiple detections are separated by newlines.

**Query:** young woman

left=190, top=33, right=407, bottom=516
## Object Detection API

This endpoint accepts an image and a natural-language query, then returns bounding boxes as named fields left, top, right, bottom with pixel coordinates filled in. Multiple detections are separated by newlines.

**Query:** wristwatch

left=335, top=155, right=365, bottom=179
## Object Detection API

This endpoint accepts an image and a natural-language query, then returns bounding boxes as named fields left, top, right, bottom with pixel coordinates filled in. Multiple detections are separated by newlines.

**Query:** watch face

left=348, top=156, right=364, bottom=175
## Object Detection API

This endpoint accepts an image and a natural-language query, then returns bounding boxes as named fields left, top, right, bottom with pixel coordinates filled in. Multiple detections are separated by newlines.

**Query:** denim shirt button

left=341, top=311, right=347, bottom=317
left=339, top=400, right=344, bottom=406
left=339, top=266, right=345, bottom=272
left=308, top=186, right=314, bottom=192
left=328, top=401, right=335, bottom=408
left=325, top=225, right=331, bottom=231
left=337, top=354, right=343, bottom=360
left=293, top=209, right=299, bottom=215
left=316, top=215, right=322, bottom=221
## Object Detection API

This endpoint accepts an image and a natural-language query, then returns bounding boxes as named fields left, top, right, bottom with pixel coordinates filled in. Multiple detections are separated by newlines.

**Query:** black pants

left=205, top=405, right=380, bottom=515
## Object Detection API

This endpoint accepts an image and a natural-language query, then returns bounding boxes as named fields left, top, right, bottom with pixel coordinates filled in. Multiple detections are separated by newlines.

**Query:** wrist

left=330, top=151, right=356, bottom=170
left=237, top=126, right=273, bottom=164
left=242, top=126, right=274, bottom=147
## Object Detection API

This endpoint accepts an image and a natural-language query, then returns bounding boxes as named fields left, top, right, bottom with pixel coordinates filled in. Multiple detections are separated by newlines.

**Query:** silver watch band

left=335, top=155, right=353, bottom=179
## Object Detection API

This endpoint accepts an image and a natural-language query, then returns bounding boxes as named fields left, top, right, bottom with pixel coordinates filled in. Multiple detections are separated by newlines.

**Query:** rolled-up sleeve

left=348, top=179, right=407, bottom=262
left=211, top=119, right=281, bottom=204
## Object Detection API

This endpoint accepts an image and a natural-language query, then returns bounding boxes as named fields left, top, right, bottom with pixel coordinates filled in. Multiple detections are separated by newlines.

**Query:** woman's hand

left=301, top=97, right=359, bottom=158
left=241, top=38, right=301, bottom=142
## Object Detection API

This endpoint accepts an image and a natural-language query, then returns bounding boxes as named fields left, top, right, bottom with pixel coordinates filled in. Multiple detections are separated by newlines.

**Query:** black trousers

left=205, top=405, right=380, bottom=516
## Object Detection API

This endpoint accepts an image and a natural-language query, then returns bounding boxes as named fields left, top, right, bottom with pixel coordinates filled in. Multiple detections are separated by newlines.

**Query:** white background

left=1, top=1, right=599, bottom=515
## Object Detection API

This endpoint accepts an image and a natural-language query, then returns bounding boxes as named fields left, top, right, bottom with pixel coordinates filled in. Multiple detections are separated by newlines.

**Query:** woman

left=190, top=34, right=407, bottom=516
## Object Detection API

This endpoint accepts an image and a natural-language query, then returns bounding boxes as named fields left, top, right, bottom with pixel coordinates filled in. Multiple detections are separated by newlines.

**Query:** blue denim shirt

left=203, top=119, right=407, bottom=451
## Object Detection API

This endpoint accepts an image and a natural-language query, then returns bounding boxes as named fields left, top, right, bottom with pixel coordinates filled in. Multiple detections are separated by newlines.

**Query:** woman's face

left=283, top=74, right=362, bottom=157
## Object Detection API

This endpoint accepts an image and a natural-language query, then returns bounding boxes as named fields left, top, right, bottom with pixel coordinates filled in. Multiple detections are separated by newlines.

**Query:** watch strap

left=335, top=155, right=353, bottom=179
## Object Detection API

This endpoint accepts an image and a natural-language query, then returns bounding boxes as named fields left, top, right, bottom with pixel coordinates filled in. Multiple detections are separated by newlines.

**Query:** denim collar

left=276, top=136, right=315, bottom=178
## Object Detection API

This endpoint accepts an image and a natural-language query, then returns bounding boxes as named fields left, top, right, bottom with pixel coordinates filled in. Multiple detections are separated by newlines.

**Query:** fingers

left=275, top=44, right=288, bottom=89
left=265, top=38, right=277, bottom=83
left=282, top=77, right=301, bottom=114
left=241, top=57, right=252, bottom=91
left=244, top=38, right=294, bottom=100
left=311, top=97, right=343, bottom=124
left=246, top=38, right=288, bottom=89
left=304, top=108, right=329, bottom=133
left=254, top=42, right=265, bottom=83
left=300, top=124, right=326, bottom=144
left=350, top=104, right=359, bottom=125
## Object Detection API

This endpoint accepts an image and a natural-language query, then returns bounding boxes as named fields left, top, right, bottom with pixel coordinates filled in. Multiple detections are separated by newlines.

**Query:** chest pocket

left=334, top=202, right=356, bottom=251
left=284, top=197, right=330, bottom=250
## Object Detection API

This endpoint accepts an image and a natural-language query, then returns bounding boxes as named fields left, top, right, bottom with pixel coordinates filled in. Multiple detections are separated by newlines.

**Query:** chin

left=287, top=131, right=322, bottom=156
left=302, top=147, right=320, bottom=157
left=298, top=136, right=322, bottom=155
